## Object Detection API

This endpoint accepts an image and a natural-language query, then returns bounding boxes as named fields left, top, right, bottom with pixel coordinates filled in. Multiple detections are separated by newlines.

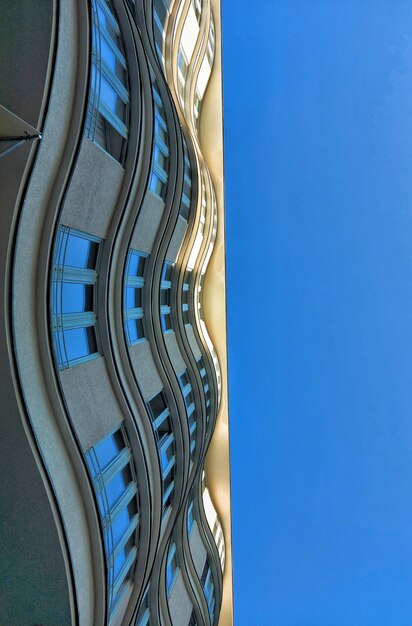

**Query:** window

left=182, top=270, right=191, bottom=325
left=160, top=262, right=173, bottom=333
left=180, top=141, right=192, bottom=219
left=85, top=0, right=129, bottom=163
left=166, top=542, right=179, bottom=594
left=178, top=371, right=197, bottom=456
left=136, top=587, right=150, bottom=626
left=153, top=0, right=170, bottom=63
left=197, top=356, right=211, bottom=423
left=147, top=391, right=176, bottom=514
left=85, top=426, right=139, bottom=618
left=177, top=49, right=188, bottom=104
left=206, top=16, right=215, bottom=66
left=149, top=84, right=169, bottom=200
left=201, top=561, right=215, bottom=623
left=213, top=517, right=225, bottom=571
left=124, top=250, right=147, bottom=345
left=191, top=0, right=202, bottom=22
left=187, top=500, right=195, bottom=536
left=52, top=226, right=101, bottom=369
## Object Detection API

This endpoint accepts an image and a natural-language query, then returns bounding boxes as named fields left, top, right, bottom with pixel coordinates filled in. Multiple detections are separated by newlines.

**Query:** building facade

left=0, top=1, right=232, bottom=625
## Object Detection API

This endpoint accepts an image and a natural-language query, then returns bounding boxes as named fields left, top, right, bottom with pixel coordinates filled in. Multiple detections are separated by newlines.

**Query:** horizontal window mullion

left=152, top=86, right=163, bottom=108
left=138, top=608, right=150, bottom=626
left=162, top=480, right=174, bottom=507
left=151, top=162, right=168, bottom=183
left=153, top=11, right=166, bottom=40
left=167, top=542, right=176, bottom=565
left=126, top=276, right=144, bottom=287
left=96, top=0, right=120, bottom=35
left=100, top=59, right=129, bottom=103
left=113, top=513, right=139, bottom=561
left=126, top=307, right=143, bottom=320
left=181, top=383, right=191, bottom=397
left=107, top=482, right=137, bottom=523
left=101, top=448, right=131, bottom=486
left=181, top=193, right=190, bottom=208
left=96, top=98, right=128, bottom=138
left=154, top=135, right=169, bottom=156
left=54, top=267, right=97, bottom=284
left=153, top=408, right=170, bottom=430
left=154, top=109, right=167, bottom=131
left=162, top=455, right=175, bottom=480
left=159, top=432, right=174, bottom=453
left=112, top=547, right=137, bottom=599
left=54, top=312, right=96, bottom=330
left=160, top=305, right=171, bottom=314
left=100, top=27, right=126, bottom=68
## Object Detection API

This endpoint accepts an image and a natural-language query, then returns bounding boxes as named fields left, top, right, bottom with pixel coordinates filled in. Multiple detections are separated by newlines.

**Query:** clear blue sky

left=223, top=1, right=412, bottom=624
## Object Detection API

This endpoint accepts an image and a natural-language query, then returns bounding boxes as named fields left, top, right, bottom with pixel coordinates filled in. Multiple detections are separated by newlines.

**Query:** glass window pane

left=111, top=507, right=130, bottom=545
left=95, top=432, right=123, bottom=469
left=64, top=327, right=91, bottom=361
left=127, top=319, right=138, bottom=343
left=106, top=471, right=127, bottom=508
left=62, top=283, right=94, bottom=313
left=101, top=37, right=117, bottom=72
left=100, top=74, right=118, bottom=113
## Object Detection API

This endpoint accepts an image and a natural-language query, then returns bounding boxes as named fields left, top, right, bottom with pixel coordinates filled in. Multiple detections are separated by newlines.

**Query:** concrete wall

left=60, top=138, right=124, bottom=239
left=164, top=331, right=187, bottom=376
left=59, top=356, right=124, bottom=451
left=168, top=571, right=193, bottom=625
left=131, top=191, right=165, bottom=253
left=185, top=325, right=202, bottom=361
left=166, top=215, right=188, bottom=263
left=129, top=340, right=163, bottom=400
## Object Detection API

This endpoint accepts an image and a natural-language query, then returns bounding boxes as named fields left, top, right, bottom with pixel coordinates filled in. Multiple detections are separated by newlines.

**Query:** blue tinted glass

left=128, top=253, right=139, bottom=276
left=64, top=327, right=90, bottom=361
left=149, top=172, right=158, bottom=192
left=127, top=319, right=138, bottom=343
left=100, top=75, right=117, bottom=113
left=101, top=38, right=116, bottom=72
left=64, top=235, right=91, bottom=268
left=113, top=546, right=126, bottom=578
left=95, top=433, right=121, bottom=469
left=111, top=507, right=130, bottom=545
left=62, top=283, right=87, bottom=313
left=126, top=287, right=137, bottom=309
left=106, top=471, right=127, bottom=508
left=97, top=5, right=107, bottom=29
left=54, top=330, right=64, bottom=367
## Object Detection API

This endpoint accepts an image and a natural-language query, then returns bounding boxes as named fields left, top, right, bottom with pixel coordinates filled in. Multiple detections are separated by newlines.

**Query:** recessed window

left=149, top=84, right=169, bottom=200
left=85, top=0, right=129, bottom=163
left=201, top=561, right=215, bottom=623
left=187, top=500, right=195, bottom=536
left=147, top=391, right=176, bottom=514
left=136, top=587, right=150, bottom=626
left=85, top=425, right=139, bottom=618
left=178, top=370, right=197, bottom=456
left=160, top=262, right=173, bottom=334
left=166, top=542, right=179, bottom=594
left=124, top=250, right=147, bottom=345
left=52, top=226, right=101, bottom=370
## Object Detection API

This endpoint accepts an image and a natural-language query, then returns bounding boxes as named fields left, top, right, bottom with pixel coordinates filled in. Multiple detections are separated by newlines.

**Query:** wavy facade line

left=0, top=1, right=232, bottom=626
